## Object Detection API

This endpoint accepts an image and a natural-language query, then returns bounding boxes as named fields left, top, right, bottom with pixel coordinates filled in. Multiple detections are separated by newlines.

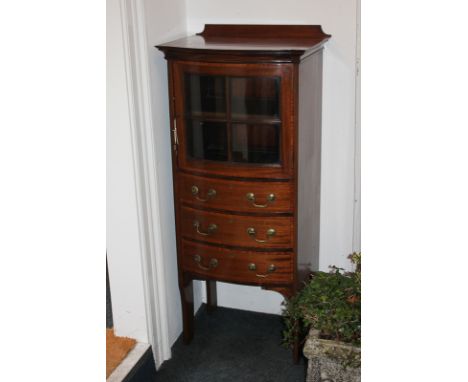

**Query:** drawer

left=178, top=173, right=293, bottom=213
left=180, top=206, right=293, bottom=249
left=181, top=240, right=293, bottom=284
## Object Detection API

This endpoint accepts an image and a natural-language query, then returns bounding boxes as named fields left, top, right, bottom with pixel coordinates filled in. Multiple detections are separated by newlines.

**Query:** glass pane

left=186, top=120, right=228, bottom=161
left=231, top=77, right=280, bottom=119
left=185, top=74, right=226, bottom=117
left=231, top=123, right=280, bottom=164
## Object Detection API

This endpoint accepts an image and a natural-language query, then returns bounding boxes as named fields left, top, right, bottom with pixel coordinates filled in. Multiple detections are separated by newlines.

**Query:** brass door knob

left=191, top=185, right=216, bottom=202
left=246, top=192, right=275, bottom=208
left=193, top=220, right=218, bottom=236
left=246, top=227, right=276, bottom=243
left=247, top=263, right=276, bottom=278
left=194, top=254, right=219, bottom=271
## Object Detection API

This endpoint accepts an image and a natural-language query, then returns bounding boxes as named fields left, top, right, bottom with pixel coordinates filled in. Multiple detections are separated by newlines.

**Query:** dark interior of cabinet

left=184, top=73, right=281, bottom=164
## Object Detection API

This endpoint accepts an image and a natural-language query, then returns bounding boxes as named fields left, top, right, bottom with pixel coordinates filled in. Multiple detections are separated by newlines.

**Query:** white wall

left=107, top=0, right=149, bottom=342
left=185, top=0, right=360, bottom=314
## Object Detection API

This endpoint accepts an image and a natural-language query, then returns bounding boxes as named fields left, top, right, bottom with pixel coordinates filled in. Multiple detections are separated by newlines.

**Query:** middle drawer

left=180, top=206, right=294, bottom=250
left=178, top=173, right=293, bottom=213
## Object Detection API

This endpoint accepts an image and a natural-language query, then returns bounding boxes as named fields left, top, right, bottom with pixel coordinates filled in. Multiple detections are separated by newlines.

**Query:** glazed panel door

left=172, top=61, right=295, bottom=180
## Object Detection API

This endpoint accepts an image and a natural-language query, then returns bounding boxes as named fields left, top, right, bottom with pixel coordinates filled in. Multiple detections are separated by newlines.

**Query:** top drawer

left=178, top=173, right=293, bottom=213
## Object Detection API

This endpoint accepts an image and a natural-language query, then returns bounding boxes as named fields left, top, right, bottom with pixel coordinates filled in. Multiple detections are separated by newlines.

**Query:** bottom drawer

left=181, top=240, right=293, bottom=285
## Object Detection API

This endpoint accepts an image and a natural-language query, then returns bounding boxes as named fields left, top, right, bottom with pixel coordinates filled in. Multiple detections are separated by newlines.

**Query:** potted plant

left=283, top=253, right=361, bottom=382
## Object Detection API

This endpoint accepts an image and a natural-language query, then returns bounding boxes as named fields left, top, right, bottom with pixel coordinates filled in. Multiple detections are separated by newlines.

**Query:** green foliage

left=283, top=253, right=361, bottom=348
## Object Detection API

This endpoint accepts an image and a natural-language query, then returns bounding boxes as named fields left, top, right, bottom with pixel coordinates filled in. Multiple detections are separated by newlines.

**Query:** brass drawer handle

left=194, top=254, right=218, bottom=271
left=193, top=220, right=218, bottom=236
left=246, top=227, right=276, bottom=243
left=192, top=185, right=216, bottom=202
left=246, top=192, right=275, bottom=208
left=247, top=263, right=276, bottom=278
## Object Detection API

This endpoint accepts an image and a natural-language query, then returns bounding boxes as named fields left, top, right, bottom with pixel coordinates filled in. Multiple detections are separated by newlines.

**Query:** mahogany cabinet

left=157, top=25, right=330, bottom=358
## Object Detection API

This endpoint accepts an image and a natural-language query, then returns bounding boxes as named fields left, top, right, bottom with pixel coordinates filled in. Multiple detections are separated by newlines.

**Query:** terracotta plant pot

left=303, top=329, right=361, bottom=382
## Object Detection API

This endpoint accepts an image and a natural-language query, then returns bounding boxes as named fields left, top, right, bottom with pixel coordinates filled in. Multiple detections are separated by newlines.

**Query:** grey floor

left=154, top=305, right=306, bottom=382
left=107, top=264, right=305, bottom=381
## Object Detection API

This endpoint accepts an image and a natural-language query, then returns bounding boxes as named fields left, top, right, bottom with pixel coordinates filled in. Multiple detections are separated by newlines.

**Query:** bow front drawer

left=178, top=173, right=293, bottom=213
left=181, top=240, right=293, bottom=284
left=180, top=206, right=293, bottom=249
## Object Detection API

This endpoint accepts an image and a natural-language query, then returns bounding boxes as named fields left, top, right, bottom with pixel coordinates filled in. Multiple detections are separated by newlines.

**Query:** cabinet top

left=156, top=24, right=331, bottom=63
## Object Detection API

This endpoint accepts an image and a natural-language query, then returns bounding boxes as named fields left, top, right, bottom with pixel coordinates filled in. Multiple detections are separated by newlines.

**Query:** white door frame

left=117, top=0, right=171, bottom=367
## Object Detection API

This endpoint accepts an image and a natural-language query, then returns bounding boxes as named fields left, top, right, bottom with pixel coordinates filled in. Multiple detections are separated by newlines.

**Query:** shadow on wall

left=107, top=257, right=113, bottom=329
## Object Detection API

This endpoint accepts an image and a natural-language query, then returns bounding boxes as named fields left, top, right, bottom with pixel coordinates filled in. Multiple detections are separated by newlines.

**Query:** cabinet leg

left=180, top=279, right=194, bottom=344
left=206, top=280, right=217, bottom=314
left=292, top=322, right=301, bottom=364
